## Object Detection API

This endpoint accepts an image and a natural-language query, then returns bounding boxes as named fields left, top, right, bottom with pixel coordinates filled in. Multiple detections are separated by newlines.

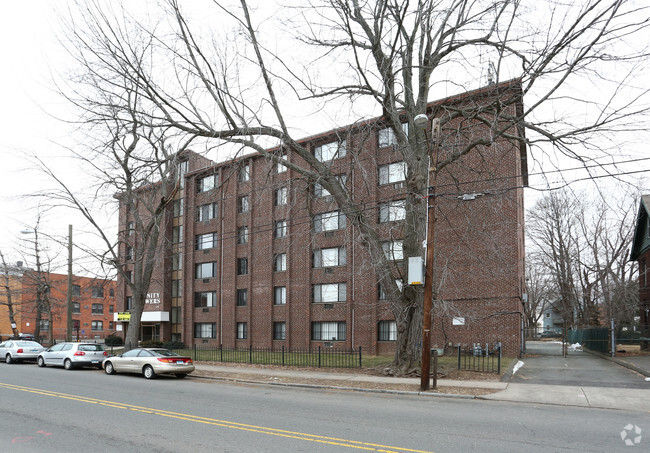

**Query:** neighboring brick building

left=116, top=80, right=527, bottom=355
left=17, top=271, right=116, bottom=344
left=629, top=195, right=650, bottom=350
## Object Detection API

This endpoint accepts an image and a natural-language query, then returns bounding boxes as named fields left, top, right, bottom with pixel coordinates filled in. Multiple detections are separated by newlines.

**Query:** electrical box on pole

left=408, top=257, right=424, bottom=285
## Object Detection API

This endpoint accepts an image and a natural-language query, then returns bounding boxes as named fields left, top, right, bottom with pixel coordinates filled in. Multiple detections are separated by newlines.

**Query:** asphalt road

left=1, top=362, right=648, bottom=452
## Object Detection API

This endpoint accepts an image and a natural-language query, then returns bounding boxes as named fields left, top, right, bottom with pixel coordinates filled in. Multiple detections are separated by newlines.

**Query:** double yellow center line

left=0, top=382, right=433, bottom=452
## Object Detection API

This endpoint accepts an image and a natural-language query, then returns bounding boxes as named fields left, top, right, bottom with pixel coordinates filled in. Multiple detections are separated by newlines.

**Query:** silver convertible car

left=0, top=340, right=45, bottom=363
left=103, top=348, right=195, bottom=379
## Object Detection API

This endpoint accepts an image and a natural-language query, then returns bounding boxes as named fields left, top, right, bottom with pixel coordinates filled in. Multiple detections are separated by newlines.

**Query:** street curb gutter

left=584, top=349, right=650, bottom=378
left=191, top=374, right=476, bottom=399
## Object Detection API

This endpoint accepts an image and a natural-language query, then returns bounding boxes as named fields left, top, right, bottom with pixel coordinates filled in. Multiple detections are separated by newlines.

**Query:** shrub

left=105, top=335, right=124, bottom=346
left=141, top=339, right=164, bottom=348
left=162, top=340, right=185, bottom=349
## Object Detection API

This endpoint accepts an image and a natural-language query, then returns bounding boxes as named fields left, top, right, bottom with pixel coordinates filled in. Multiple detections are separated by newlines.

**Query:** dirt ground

left=192, top=362, right=502, bottom=396
left=614, top=344, right=650, bottom=356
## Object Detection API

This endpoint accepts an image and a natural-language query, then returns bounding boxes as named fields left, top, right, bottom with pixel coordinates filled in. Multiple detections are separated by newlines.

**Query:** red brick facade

left=117, top=81, right=527, bottom=356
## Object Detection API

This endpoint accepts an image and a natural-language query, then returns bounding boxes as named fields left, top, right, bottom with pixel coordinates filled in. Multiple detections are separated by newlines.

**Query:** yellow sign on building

left=117, top=312, right=131, bottom=321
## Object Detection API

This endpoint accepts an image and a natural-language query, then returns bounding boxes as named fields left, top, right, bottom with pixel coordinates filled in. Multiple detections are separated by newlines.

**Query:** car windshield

left=150, top=349, right=180, bottom=357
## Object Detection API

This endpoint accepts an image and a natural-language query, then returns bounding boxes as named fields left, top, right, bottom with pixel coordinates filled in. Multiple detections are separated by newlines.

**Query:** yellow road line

left=0, top=382, right=433, bottom=453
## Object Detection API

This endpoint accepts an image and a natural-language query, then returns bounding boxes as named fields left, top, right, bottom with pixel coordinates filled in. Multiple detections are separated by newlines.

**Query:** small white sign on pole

left=408, top=257, right=424, bottom=285
left=453, top=317, right=465, bottom=326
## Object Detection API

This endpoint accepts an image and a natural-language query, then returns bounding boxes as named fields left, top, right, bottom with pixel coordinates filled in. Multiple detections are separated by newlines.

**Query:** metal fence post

left=432, top=349, right=438, bottom=389
left=193, top=343, right=197, bottom=361
left=282, top=345, right=285, bottom=366
left=318, top=346, right=321, bottom=368
left=457, top=345, right=461, bottom=370
left=249, top=345, right=252, bottom=364
left=359, top=346, right=362, bottom=368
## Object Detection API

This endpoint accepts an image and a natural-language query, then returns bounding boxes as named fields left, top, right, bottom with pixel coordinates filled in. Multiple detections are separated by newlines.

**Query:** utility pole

left=67, top=224, right=73, bottom=342
left=415, top=114, right=440, bottom=391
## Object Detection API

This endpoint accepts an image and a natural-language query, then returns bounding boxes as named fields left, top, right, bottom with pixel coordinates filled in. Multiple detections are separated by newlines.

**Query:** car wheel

left=175, top=373, right=187, bottom=379
left=143, top=365, right=156, bottom=379
left=64, top=359, right=74, bottom=370
left=6, top=354, right=13, bottom=364
left=104, top=361, right=116, bottom=375
left=37, top=356, right=46, bottom=367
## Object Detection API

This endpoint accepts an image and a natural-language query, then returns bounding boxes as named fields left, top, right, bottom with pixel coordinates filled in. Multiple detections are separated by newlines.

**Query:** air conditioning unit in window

left=204, top=249, right=210, bottom=254
left=202, top=339, right=209, bottom=344
left=203, top=308, right=209, bottom=313
left=324, top=267, right=333, bottom=274
left=393, top=182, right=405, bottom=189
left=324, top=342, right=333, bottom=348
left=324, top=303, right=334, bottom=309
left=325, top=231, right=334, bottom=238
left=203, top=279, right=210, bottom=283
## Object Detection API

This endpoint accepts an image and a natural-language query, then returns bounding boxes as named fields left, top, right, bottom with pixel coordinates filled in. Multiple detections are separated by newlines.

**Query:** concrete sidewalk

left=192, top=363, right=650, bottom=412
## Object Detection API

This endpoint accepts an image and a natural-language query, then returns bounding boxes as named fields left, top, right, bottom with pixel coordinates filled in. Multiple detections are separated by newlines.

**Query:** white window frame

left=314, top=140, right=347, bottom=162
left=378, top=161, right=406, bottom=185
left=313, top=283, right=347, bottom=303
left=275, top=187, right=288, bottom=206
left=274, top=220, right=288, bottom=238
left=312, top=322, right=346, bottom=341
left=313, top=246, right=346, bottom=268
left=314, top=175, right=347, bottom=198
left=379, top=200, right=406, bottom=223
left=238, top=195, right=250, bottom=213
left=378, top=123, right=409, bottom=148
left=236, top=322, right=248, bottom=339
left=194, top=322, right=216, bottom=338
left=377, top=320, right=397, bottom=341
left=197, top=174, right=218, bottom=193
left=274, top=253, right=287, bottom=271
left=239, top=162, right=250, bottom=182
left=273, top=322, right=286, bottom=340
left=274, top=286, right=286, bottom=305
left=382, top=241, right=404, bottom=261
left=195, top=291, right=217, bottom=308
left=237, top=226, right=249, bottom=244
left=314, top=211, right=346, bottom=232
left=197, top=202, right=218, bottom=221
left=196, top=232, right=218, bottom=250
left=195, top=262, right=217, bottom=279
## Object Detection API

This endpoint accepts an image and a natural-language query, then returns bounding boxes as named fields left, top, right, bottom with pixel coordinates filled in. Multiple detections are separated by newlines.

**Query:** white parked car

left=0, top=340, right=45, bottom=364
left=103, top=348, right=194, bottom=379
left=37, top=342, right=107, bottom=370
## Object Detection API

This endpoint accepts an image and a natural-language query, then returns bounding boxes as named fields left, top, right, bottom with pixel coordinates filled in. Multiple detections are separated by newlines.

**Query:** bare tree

left=0, top=251, right=22, bottom=339
left=55, top=0, right=650, bottom=370
left=524, top=253, right=553, bottom=336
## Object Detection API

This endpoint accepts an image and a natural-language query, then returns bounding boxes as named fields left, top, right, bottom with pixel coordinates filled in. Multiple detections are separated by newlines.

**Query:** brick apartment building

left=630, top=194, right=650, bottom=350
left=0, top=264, right=116, bottom=344
left=116, top=80, right=527, bottom=355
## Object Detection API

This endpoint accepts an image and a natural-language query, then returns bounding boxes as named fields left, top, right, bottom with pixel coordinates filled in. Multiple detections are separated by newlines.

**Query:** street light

left=414, top=113, right=440, bottom=391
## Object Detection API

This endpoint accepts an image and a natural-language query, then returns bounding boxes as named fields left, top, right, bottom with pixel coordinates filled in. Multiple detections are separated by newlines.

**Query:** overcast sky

left=1, top=1, right=648, bottom=273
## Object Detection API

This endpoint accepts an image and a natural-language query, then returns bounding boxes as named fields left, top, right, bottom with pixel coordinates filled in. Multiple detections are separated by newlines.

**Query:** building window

left=378, top=123, right=408, bottom=147
left=91, top=287, right=104, bottom=298
left=177, top=160, right=188, bottom=188
left=313, top=283, right=347, bottom=303
left=314, top=140, right=346, bottom=162
left=92, top=303, right=104, bottom=315
left=197, top=174, right=218, bottom=193
left=377, top=320, right=397, bottom=341
left=275, top=152, right=287, bottom=173
left=314, top=175, right=347, bottom=198
left=237, top=257, right=248, bottom=275
left=239, top=162, right=250, bottom=182
left=379, top=200, right=406, bottom=223
left=196, top=232, right=218, bottom=250
left=91, top=321, right=103, bottom=331
left=195, top=262, right=217, bottom=279
left=378, top=279, right=403, bottom=300
left=109, top=321, right=114, bottom=330
left=172, top=225, right=183, bottom=244
left=236, top=288, right=248, bottom=306
left=127, top=221, right=134, bottom=236
left=109, top=305, right=114, bottom=313
left=274, top=253, right=287, bottom=272
left=172, top=252, right=183, bottom=271
left=109, top=288, right=114, bottom=298
left=171, top=307, right=181, bottom=324
left=313, top=211, right=346, bottom=232
left=126, top=296, right=132, bottom=310
left=173, top=198, right=184, bottom=217
left=382, top=241, right=404, bottom=261
left=275, top=187, right=288, bottom=206
left=125, top=271, right=132, bottom=283
left=312, top=322, right=346, bottom=341
left=195, top=291, right=217, bottom=308
left=237, top=226, right=249, bottom=244
left=40, top=320, right=50, bottom=331
left=72, top=284, right=81, bottom=296
left=171, top=280, right=182, bottom=297
left=274, top=220, right=288, bottom=238
left=72, top=302, right=80, bottom=314
left=125, top=247, right=133, bottom=261
left=238, top=195, right=250, bottom=213
left=236, top=322, right=248, bottom=339
left=273, top=322, right=286, bottom=340
left=197, top=202, right=218, bottom=221
left=274, top=286, right=286, bottom=305
left=194, top=322, right=216, bottom=338
left=378, top=161, right=406, bottom=185
left=313, top=246, right=346, bottom=268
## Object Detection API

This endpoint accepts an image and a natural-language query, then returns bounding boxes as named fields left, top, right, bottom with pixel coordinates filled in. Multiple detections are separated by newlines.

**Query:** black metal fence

left=170, top=344, right=362, bottom=368
left=457, top=344, right=501, bottom=373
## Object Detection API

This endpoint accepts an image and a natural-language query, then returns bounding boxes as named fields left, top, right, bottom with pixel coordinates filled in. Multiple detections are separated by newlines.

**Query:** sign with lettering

left=117, top=312, right=131, bottom=321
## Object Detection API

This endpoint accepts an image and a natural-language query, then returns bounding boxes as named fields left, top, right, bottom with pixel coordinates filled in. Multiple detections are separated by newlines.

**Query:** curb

left=191, top=373, right=477, bottom=399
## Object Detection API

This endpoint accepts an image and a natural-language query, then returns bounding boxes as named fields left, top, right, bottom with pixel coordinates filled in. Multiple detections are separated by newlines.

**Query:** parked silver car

left=103, top=348, right=194, bottom=379
left=0, top=340, right=45, bottom=364
left=37, top=342, right=107, bottom=370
